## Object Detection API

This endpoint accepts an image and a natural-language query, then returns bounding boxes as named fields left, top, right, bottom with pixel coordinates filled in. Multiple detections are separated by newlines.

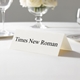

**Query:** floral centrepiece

left=19, top=0, right=57, bottom=28
left=19, top=0, right=57, bottom=8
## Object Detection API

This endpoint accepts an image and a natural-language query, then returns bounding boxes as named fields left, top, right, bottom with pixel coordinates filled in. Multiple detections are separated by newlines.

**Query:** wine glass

left=77, top=8, right=80, bottom=24
left=0, top=0, right=13, bottom=36
left=67, top=8, right=80, bottom=40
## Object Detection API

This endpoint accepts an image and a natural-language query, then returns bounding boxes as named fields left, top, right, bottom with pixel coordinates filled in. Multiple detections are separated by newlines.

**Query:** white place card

left=10, top=29, right=71, bottom=56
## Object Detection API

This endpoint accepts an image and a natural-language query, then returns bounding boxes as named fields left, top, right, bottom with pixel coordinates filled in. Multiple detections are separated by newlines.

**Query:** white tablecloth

left=0, top=22, right=80, bottom=80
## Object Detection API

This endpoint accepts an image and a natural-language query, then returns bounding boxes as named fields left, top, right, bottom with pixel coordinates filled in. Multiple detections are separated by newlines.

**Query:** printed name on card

left=10, top=29, right=71, bottom=56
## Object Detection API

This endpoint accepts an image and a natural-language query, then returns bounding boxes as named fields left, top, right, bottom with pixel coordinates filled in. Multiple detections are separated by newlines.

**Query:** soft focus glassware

left=77, top=8, right=80, bottom=24
left=67, top=8, right=80, bottom=40
left=28, top=6, right=48, bottom=29
left=0, top=0, right=13, bottom=36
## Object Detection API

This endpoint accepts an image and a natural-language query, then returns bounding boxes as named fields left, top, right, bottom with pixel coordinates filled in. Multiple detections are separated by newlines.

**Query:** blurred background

left=0, top=0, right=80, bottom=22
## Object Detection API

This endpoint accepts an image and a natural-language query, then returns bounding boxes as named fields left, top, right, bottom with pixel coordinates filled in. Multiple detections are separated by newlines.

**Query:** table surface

left=0, top=22, right=80, bottom=80
left=1, top=22, right=80, bottom=35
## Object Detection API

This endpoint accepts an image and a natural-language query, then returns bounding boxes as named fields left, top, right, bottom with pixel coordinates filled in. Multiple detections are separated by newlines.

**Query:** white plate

left=0, top=32, right=14, bottom=38
left=67, top=34, right=80, bottom=42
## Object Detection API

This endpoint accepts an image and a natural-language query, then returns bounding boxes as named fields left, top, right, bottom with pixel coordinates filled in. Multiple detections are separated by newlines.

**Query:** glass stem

left=1, top=9, right=5, bottom=31
left=35, top=15, right=42, bottom=27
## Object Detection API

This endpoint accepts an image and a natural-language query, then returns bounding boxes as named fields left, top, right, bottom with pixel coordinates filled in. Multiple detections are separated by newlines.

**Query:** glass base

left=31, top=23, right=47, bottom=29
left=0, top=30, right=14, bottom=37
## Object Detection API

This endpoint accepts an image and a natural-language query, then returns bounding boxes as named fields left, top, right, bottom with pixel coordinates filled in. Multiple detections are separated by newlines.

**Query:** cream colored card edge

left=61, top=35, right=72, bottom=51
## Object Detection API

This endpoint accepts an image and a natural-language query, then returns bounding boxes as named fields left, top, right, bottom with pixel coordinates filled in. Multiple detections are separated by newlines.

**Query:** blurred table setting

left=0, top=0, right=80, bottom=79
left=0, top=22, right=80, bottom=80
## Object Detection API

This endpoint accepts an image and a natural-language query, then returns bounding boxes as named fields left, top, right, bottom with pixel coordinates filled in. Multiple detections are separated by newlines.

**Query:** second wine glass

left=0, top=0, right=13, bottom=36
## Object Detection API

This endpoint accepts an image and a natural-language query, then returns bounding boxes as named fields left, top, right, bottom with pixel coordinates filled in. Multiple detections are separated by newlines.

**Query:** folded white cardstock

left=10, top=29, right=71, bottom=56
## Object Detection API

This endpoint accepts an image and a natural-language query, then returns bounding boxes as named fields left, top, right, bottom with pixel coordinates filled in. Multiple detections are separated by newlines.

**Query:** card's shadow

left=59, top=50, right=80, bottom=58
